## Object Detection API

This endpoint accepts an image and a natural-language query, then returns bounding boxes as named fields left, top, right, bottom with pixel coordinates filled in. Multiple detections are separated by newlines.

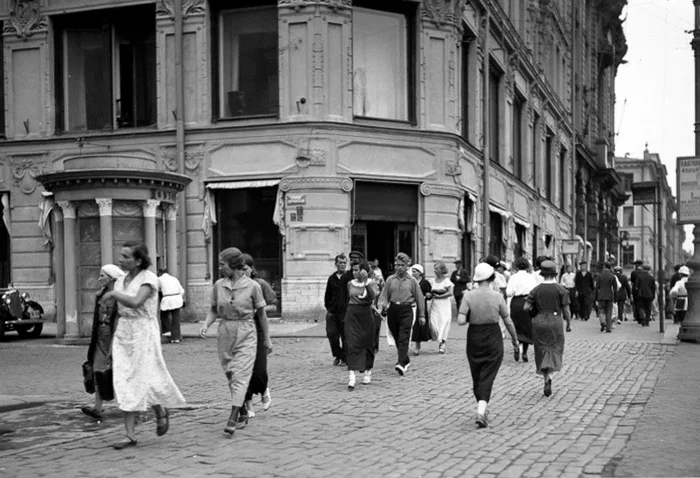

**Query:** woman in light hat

left=81, top=264, right=124, bottom=422
left=410, top=264, right=433, bottom=355
left=458, top=262, right=518, bottom=428
left=670, top=265, right=691, bottom=324
left=524, top=260, right=572, bottom=398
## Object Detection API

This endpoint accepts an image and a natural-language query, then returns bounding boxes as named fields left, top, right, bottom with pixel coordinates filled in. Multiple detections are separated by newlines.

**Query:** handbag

left=82, top=361, right=95, bottom=394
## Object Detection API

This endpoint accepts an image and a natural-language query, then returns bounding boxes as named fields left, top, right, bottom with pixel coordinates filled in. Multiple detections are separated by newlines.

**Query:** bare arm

left=256, top=307, right=272, bottom=353
left=107, top=284, right=152, bottom=310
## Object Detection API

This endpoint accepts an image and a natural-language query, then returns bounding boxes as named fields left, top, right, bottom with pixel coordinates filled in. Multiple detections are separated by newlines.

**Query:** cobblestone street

left=0, top=319, right=696, bottom=477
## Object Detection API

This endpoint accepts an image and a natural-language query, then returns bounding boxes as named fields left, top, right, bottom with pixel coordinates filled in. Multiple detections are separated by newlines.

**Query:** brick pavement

left=0, top=318, right=690, bottom=477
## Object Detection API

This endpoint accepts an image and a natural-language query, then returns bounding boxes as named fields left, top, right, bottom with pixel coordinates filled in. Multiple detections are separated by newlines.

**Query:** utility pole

left=679, top=0, right=700, bottom=341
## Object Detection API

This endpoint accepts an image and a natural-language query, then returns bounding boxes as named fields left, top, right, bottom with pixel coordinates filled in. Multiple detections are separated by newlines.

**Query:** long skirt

left=430, top=297, right=452, bottom=342
left=345, top=304, right=376, bottom=371
left=510, top=296, right=533, bottom=344
left=245, top=319, right=268, bottom=401
left=532, top=312, right=565, bottom=376
left=466, top=323, right=504, bottom=402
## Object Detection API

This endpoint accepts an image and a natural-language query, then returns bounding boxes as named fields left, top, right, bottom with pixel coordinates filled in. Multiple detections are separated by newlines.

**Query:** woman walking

left=199, top=247, right=272, bottom=436
left=506, top=257, right=537, bottom=363
left=524, top=260, right=572, bottom=397
left=410, top=264, right=432, bottom=356
left=241, top=253, right=275, bottom=417
left=429, top=261, right=454, bottom=354
left=458, top=263, right=518, bottom=428
left=104, top=243, right=185, bottom=449
left=344, top=260, right=377, bottom=389
left=81, top=264, right=124, bottom=422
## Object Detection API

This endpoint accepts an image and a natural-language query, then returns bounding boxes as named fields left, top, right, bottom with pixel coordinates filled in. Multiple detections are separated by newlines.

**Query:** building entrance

left=351, top=221, right=415, bottom=276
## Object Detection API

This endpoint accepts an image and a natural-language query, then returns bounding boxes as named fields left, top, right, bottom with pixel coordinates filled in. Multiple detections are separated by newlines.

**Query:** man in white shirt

left=559, top=264, right=578, bottom=319
left=158, top=268, right=186, bottom=344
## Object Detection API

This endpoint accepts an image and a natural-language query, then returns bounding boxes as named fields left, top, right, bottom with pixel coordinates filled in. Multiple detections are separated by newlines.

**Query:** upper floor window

left=559, top=146, right=567, bottom=209
left=623, top=206, right=634, bottom=226
left=218, top=5, right=278, bottom=118
left=512, top=93, right=525, bottom=179
left=544, top=129, right=553, bottom=200
left=621, top=173, right=634, bottom=191
left=353, top=2, right=413, bottom=121
left=489, top=62, right=502, bottom=164
left=55, top=7, right=156, bottom=132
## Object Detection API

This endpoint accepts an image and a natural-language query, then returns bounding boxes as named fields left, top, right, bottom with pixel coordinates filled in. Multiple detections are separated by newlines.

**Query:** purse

left=82, top=361, right=95, bottom=394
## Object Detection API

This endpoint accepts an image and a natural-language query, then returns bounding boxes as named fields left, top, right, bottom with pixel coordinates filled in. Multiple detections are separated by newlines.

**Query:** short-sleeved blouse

left=459, top=287, right=508, bottom=325
left=212, top=275, right=266, bottom=321
left=429, top=278, right=453, bottom=294
left=347, top=280, right=376, bottom=306
left=114, top=269, right=159, bottom=321
left=526, top=282, right=570, bottom=313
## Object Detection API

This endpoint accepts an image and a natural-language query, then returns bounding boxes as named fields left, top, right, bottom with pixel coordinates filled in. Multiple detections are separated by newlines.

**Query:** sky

left=614, top=0, right=695, bottom=251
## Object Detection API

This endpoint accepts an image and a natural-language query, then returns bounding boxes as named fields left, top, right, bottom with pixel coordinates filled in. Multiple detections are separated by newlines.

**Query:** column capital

left=142, top=199, right=161, bottom=218
left=56, top=200, right=76, bottom=219
left=164, top=203, right=178, bottom=221
left=95, top=198, right=113, bottom=216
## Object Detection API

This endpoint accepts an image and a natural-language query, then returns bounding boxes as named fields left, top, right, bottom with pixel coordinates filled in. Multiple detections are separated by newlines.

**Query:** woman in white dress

left=104, top=242, right=185, bottom=449
left=429, top=261, right=454, bottom=354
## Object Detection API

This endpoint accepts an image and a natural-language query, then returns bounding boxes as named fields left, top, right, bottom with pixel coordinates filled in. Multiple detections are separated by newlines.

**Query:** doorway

left=351, top=221, right=415, bottom=276
left=0, top=194, right=10, bottom=288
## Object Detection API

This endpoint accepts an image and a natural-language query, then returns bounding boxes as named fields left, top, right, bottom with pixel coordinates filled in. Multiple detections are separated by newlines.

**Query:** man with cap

left=629, top=260, right=644, bottom=322
left=574, top=261, right=594, bottom=321
left=378, top=252, right=426, bottom=376
left=670, top=265, right=690, bottom=324
left=324, top=253, right=348, bottom=366
left=594, top=262, right=618, bottom=333
left=633, top=264, right=656, bottom=327
left=614, top=265, right=632, bottom=323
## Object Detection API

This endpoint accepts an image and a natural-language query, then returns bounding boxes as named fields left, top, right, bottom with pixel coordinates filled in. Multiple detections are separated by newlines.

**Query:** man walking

left=450, top=259, right=469, bottom=309
left=575, top=261, right=594, bottom=321
left=378, top=253, right=425, bottom=376
left=157, top=268, right=185, bottom=344
left=614, top=266, right=632, bottom=322
left=594, top=262, right=618, bottom=333
left=633, top=265, right=656, bottom=327
left=324, top=253, right=348, bottom=366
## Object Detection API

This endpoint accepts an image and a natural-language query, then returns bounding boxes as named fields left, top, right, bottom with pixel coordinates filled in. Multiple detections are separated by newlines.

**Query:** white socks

left=348, top=371, right=356, bottom=388
left=477, top=400, right=487, bottom=415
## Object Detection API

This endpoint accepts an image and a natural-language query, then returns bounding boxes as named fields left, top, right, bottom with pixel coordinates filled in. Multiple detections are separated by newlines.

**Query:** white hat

left=473, top=263, right=495, bottom=282
left=410, top=264, right=424, bottom=275
left=101, top=264, right=125, bottom=280
left=680, top=266, right=691, bottom=276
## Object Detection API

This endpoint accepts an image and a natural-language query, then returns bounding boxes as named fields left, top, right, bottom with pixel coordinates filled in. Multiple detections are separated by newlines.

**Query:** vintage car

left=0, top=288, right=44, bottom=340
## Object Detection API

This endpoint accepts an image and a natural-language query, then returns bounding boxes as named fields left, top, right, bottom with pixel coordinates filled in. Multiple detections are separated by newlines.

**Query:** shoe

left=514, top=349, right=520, bottom=362
left=475, top=413, right=488, bottom=428
left=394, top=364, right=405, bottom=376
left=362, top=371, right=372, bottom=385
left=333, top=358, right=340, bottom=366
left=113, top=437, right=138, bottom=450
left=600, top=324, right=605, bottom=332
left=237, top=405, right=249, bottom=429
left=348, top=372, right=356, bottom=390
left=155, top=407, right=169, bottom=436
left=224, top=406, right=240, bottom=435
left=81, top=406, right=102, bottom=421
left=339, top=360, right=347, bottom=367
left=162, top=332, right=171, bottom=337
left=439, top=342, right=446, bottom=354
left=544, top=378, right=552, bottom=397
left=245, top=400, right=255, bottom=418
left=413, top=349, right=420, bottom=356
left=606, top=330, right=612, bottom=333
left=522, top=354, right=528, bottom=363
left=404, top=362, right=411, bottom=373
left=261, top=388, right=272, bottom=411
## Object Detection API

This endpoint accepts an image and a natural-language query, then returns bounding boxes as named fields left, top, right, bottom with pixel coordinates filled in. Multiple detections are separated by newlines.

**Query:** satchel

left=82, top=361, right=95, bottom=394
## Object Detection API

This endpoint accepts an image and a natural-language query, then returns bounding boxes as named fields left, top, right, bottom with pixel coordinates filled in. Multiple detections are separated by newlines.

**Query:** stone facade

left=0, top=0, right=626, bottom=330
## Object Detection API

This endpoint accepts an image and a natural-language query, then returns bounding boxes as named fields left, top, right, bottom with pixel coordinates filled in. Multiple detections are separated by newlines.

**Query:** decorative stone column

left=142, top=200, right=161, bottom=272
left=56, top=201, right=78, bottom=338
left=96, top=198, right=114, bottom=264
left=164, top=204, right=178, bottom=275
left=53, top=207, right=65, bottom=338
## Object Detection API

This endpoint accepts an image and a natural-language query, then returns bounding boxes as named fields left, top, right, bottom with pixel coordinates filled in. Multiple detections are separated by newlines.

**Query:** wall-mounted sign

left=287, top=194, right=306, bottom=206
left=631, top=181, right=657, bottom=206
left=677, top=156, right=700, bottom=224
left=561, top=239, right=580, bottom=255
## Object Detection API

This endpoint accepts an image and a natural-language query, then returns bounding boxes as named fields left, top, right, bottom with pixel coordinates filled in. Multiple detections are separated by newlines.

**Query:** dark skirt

left=345, top=304, right=376, bottom=371
left=246, top=320, right=268, bottom=400
left=411, top=303, right=432, bottom=343
left=466, top=323, right=504, bottom=402
left=532, top=312, right=565, bottom=376
left=510, top=296, right=533, bottom=344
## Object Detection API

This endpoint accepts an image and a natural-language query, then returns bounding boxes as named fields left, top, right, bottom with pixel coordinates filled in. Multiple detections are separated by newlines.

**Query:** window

left=621, top=173, right=633, bottom=191
left=559, top=146, right=567, bottom=209
left=461, top=28, right=474, bottom=139
left=0, top=23, right=4, bottom=138
left=353, top=3, right=412, bottom=120
left=532, top=224, right=539, bottom=260
left=55, top=7, right=156, bottom=132
left=513, top=93, right=524, bottom=179
left=623, top=206, right=634, bottom=226
left=514, top=224, right=526, bottom=258
left=545, top=130, right=553, bottom=200
left=489, top=211, right=503, bottom=258
left=622, top=244, right=635, bottom=267
left=532, top=112, right=540, bottom=188
left=219, top=6, right=278, bottom=118
left=489, top=62, right=502, bottom=163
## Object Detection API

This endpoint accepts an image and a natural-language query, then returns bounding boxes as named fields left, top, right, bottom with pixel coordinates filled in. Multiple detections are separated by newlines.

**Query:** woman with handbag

left=457, top=263, right=519, bottom=428
left=81, top=264, right=124, bottom=422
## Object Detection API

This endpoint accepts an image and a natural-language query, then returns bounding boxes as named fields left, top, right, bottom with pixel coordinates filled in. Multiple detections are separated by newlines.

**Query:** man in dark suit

left=324, top=253, right=348, bottom=365
left=633, top=266, right=656, bottom=327
left=450, top=259, right=470, bottom=309
left=629, top=260, right=644, bottom=322
left=575, top=261, right=595, bottom=320
left=614, top=266, right=632, bottom=323
left=595, top=262, right=618, bottom=332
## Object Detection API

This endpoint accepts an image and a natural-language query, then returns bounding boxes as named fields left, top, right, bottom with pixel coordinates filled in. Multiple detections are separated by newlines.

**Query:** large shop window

left=489, top=211, right=504, bottom=259
left=218, top=5, right=278, bottom=118
left=55, top=6, right=156, bottom=132
left=353, top=3, right=413, bottom=121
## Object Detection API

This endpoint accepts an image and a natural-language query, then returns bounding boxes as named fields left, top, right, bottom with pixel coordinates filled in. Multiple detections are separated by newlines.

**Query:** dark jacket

left=324, top=272, right=345, bottom=314
left=450, top=268, right=470, bottom=298
left=595, top=269, right=618, bottom=301
left=633, top=271, right=656, bottom=300
left=630, top=267, right=643, bottom=291
left=86, top=289, right=119, bottom=400
left=615, top=273, right=632, bottom=301
left=575, top=270, right=595, bottom=294
left=87, top=289, right=119, bottom=363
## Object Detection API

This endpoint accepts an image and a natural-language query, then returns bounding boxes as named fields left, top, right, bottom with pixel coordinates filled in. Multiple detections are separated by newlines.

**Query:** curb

left=0, top=395, right=53, bottom=413
left=661, top=322, right=681, bottom=345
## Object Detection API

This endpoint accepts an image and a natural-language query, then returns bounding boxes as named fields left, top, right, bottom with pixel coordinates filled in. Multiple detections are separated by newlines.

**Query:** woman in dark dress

left=81, top=264, right=124, bottom=421
left=505, top=257, right=537, bottom=362
left=524, top=260, right=572, bottom=397
left=344, top=260, right=377, bottom=389
left=410, top=264, right=433, bottom=355
left=458, top=263, right=519, bottom=428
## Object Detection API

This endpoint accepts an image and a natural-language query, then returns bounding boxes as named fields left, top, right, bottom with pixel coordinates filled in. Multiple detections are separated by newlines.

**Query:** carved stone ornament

left=156, top=0, right=206, bottom=19
left=420, top=183, right=463, bottom=199
left=279, top=177, right=353, bottom=192
left=56, top=201, right=76, bottom=220
left=278, top=0, right=351, bottom=11
left=95, top=198, right=113, bottom=216
left=445, top=160, right=462, bottom=177
left=10, top=155, right=45, bottom=194
left=142, top=199, right=161, bottom=218
left=421, top=0, right=465, bottom=28
left=161, top=144, right=204, bottom=176
left=4, top=0, right=47, bottom=40
left=296, top=148, right=327, bottom=168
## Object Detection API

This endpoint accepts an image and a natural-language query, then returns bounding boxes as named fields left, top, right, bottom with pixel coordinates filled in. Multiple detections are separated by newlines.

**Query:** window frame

left=559, top=145, right=567, bottom=209
left=622, top=244, right=635, bottom=267
left=545, top=129, right=553, bottom=200
left=488, top=60, right=503, bottom=164
left=512, top=92, right=525, bottom=179
left=623, top=206, right=635, bottom=227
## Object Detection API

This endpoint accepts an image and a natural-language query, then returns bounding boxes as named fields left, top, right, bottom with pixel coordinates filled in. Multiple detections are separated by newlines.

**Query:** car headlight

left=21, top=292, right=30, bottom=301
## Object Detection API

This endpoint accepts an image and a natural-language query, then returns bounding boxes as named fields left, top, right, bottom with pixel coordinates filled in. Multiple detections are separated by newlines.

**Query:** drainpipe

left=571, top=1, right=577, bottom=246
left=481, top=12, right=491, bottom=258
left=174, top=0, right=188, bottom=295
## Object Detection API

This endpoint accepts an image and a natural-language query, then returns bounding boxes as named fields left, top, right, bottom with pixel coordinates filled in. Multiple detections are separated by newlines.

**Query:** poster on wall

left=677, top=156, right=700, bottom=225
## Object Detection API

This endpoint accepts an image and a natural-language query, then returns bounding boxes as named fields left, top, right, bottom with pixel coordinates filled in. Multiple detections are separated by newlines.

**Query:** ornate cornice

left=279, top=177, right=353, bottom=192
left=3, top=0, right=47, bottom=40
left=421, top=0, right=465, bottom=29
left=278, top=0, right=350, bottom=10
left=156, top=0, right=206, bottom=19
left=420, top=182, right=463, bottom=199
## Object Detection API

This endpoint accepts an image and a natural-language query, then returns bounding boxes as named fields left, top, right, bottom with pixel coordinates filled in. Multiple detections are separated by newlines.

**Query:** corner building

left=0, top=0, right=626, bottom=334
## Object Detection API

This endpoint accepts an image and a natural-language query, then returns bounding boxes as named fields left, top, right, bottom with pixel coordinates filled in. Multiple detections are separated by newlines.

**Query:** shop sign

left=287, top=194, right=306, bottom=206
left=631, top=182, right=657, bottom=206
left=561, top=239, right=580, bottom=255
left=677, top=156, right=700, bottom=224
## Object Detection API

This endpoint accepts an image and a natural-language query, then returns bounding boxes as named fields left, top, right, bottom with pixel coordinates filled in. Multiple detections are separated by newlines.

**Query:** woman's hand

left=418, top=316, right=426, bottom=326
left=264, top=339, right=273, bottom=354
left=425, top=292, right=433, bottom=300
left=198, top=324, right=209, bottom=338
left=359, top=270, right=369, bottom=281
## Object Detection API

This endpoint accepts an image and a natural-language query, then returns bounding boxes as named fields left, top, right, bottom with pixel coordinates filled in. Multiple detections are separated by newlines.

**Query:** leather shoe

left=333, top=358, right=340, bottom=366
left=225, top=406, right=240, bottom=435
left=544, top=378, right=552, bottom=397
left=155, top=407, right=169, bottom=436
left=514, top=349, right=520, bottom=362
left=475, top=413, right=488, bottom=428
left=113, top=438, right=137, bottom=450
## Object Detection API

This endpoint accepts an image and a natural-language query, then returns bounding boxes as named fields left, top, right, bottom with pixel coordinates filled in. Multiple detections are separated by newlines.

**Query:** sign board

left=561, top=239, right=580, bottom=255
left=677, top=156, right=700, bottom=224
left=286, top=194, right=306, bottom=206
left=631, top=181, right=657, bottom=206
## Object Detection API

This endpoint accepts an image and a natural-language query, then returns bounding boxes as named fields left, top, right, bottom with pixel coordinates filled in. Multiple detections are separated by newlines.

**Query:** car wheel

left=0, top=320, right=5, bottom=340
left=30, top=322, right=43, bottom=337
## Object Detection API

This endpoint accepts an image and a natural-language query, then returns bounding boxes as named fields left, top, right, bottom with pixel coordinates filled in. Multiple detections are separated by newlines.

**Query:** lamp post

left=678, top=0, right=700, bottom=342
